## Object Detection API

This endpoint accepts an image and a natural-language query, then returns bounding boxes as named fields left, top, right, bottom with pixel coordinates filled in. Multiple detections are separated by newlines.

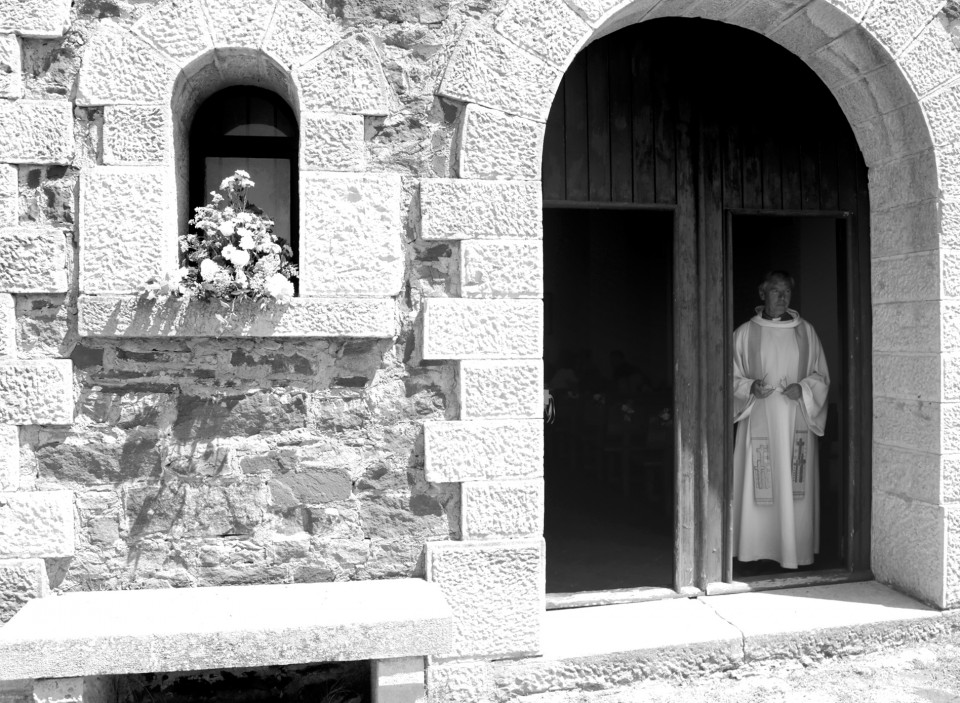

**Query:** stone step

left=487, top=582, right=958, bottom=701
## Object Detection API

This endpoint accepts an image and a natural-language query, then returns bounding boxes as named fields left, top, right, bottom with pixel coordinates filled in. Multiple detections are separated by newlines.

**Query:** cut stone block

left=424, top=419, right=543, bottom=482
left=0, top=33, right=21, bottom=99
left=0, top=490, right=74, bottom=559
left=899, top=17, right=960, bottom=98
left=421, top=298, right=541, bottom=360
left=870, top=199, right=939, bottom=258
left=78, top=295, right=398, bottom=338
left=872, top=490, right=945, bottom=607
left=0, top=293, right=13, bottom=357
left=420, top=179, right=541, bottom=240
left=0, top=424, right=17, bottom=491
left=851, top=100, right=932, bottom=169
left=872, top=442, right=940, bottom=506
left=867, top=151, right=939, bottom=212
left=79, top=167, right=177, bottom=294
left=872, top=397, right=940, bottom=454
left=299, top=172, right=403, bottom=297
left=76, top=22, right=177, bottom=106
left=0, top=558, right=46, bottom=623
left=0, top=0, right=71, bottom=38
left=0, top=359, right=73, bottom=425
left=0, top=227, right=68, bottom=293
left=459, top=360, right=542, bottom=420
left=805, top=27, right=893, bottom=92
left=204, top=0, right=275, bottom=49
left=0, top=100, right=71, bottom=163
left=871, top=250, right=939, bottom=304
left=922, top=82, right=960, bottom=148
left=426, top=539, right=544, bottom=658
left=494, top=0, right=589, bottom=69
left=0, top=164, right=16, bottom=226
left=298, top=39, right=400, bottom=116
left=834, top=61, right=920, bottom=127
left=562, top=0, right=643, bottom=25
left=371, top=656, right=425, bottom=703
left=33, top=678, right=83, bottom=703
left=131, top=0, right=213, bottom=68
left=102, top=105, right=172, bottom=165
left=438, top=24, right=559, bottom=122
left=458, top=104, right=544, bottom=181
left=425, top=659, right=492, bottom=703
left=768, top=1, right=858, bottom=59
left=264, top=0, right=340, bottom=68
left=873, top=301, right=940, bottom=354
left=0, top=579, right=451, bottom=678
left=301, top=113, right=364, bottom=171
left=460, top=240, right=542, bottom=298
left=872, top=352, right=939, bottom=402
left=862, top=0, right=942, bottom=58
left=461, top=479, right=543, bottom=539
left=726, top=0, right=810, bottom=35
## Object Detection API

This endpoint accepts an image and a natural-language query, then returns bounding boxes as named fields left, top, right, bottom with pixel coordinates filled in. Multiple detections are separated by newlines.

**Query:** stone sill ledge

left=77, top=294, right=398, bottom=339
left=490, top=582, right=955, bottom=698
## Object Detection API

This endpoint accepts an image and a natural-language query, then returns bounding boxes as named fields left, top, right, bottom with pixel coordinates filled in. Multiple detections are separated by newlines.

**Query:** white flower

left=221, top=245, right=250, bottom=268
left=218, top=220, right=235, bottom=236
left=265, top=272, right=294, bottom=301
left=199, top=258, right=221, bottom=280
left=239, top=233, right=255, bottom=251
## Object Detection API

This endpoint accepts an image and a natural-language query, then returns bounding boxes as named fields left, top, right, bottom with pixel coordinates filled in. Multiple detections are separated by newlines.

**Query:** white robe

left=732, top=309, right=830, bottom=568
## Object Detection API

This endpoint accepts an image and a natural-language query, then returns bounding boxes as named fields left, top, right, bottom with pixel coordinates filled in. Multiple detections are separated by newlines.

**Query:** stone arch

left=75, top=0, right=402, bottom=303
left=421, top=0, right=960, bottom=661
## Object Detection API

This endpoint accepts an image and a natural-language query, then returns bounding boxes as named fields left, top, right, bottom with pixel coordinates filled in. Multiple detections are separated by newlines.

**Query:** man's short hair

left=760, top=270, right=795, bottom=291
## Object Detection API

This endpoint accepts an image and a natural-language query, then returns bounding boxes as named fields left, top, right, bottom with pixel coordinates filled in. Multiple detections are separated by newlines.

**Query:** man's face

left=760, top=279, right=791, bottom=318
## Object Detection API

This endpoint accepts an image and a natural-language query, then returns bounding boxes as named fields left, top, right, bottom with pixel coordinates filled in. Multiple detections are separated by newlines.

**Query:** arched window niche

left=171, top=50, right=302, bottom=279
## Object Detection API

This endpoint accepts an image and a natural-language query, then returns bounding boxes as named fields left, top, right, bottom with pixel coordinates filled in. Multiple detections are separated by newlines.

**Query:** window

left=189, top=86, right=298, bottom=256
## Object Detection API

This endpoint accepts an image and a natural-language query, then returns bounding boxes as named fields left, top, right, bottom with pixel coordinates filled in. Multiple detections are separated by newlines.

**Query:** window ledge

left=77, top=294, right=397, bottom=339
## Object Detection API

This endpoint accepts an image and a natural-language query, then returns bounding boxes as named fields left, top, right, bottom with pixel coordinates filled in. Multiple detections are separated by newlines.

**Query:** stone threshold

left=490, top=582, right=960, bottom=700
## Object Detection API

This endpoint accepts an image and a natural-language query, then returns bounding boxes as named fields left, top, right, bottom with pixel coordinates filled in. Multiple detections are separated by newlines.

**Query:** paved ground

left=529, top=628, right=960, bottom=702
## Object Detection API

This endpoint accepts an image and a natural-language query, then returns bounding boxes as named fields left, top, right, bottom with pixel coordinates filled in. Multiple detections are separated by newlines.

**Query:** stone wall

left=0, top=0, right=471, bottom=620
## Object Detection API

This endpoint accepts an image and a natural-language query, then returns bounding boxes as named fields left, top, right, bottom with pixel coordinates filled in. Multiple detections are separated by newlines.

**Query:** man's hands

left=781, top=383, right=803, bottom=401
left=751, top=379, right=803, bottom=401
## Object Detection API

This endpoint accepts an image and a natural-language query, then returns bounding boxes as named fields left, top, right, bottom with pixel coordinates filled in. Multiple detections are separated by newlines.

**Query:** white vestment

left=732, top=309, right=829, bottom=568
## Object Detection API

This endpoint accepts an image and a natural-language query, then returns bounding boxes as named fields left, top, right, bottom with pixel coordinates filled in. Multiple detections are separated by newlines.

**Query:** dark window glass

left=189, top=87, right=298, bottom=255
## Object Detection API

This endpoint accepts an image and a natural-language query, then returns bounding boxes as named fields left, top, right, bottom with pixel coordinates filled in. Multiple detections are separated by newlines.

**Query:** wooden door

left=542, top=17, right=871, bottom=592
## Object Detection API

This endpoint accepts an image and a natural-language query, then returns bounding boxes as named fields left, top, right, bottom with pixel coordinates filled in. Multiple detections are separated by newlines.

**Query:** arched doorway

left=542, top=18, right=871, bottom=604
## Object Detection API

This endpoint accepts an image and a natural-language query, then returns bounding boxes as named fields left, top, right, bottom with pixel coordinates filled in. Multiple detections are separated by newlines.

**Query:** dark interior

left=731, top=215, right=847, bottom=577
left=543, top=207, right=675, bottom=593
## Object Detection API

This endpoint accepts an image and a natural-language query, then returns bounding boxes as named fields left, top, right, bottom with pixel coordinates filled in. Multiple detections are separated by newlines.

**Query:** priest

left=732, top=270, right=830, bottom=569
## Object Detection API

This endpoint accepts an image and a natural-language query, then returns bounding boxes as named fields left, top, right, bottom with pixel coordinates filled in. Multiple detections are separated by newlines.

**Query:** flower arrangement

left=144, top=170, right=298, bottom=304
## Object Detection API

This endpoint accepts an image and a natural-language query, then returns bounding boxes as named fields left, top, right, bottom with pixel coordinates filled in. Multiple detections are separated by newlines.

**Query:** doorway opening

left=543, top=206, right=675, bottom=600
left=728, top=213, right=852, bottom=580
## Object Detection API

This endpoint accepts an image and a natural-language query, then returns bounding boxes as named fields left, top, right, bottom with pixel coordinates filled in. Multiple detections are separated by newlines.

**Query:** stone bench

left=0, top=578, right=452, bottom=702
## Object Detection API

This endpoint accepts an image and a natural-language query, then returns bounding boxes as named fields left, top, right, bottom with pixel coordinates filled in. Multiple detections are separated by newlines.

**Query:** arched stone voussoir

left=296, top=37, right=400, bottom=117
left=76, top=21, right=179, bottom=107
left=263, top=0, right=342, bottom=69
left=494, top=0, right=592, bottom=70
left=202, top=0, right=277, bottom=51
left=458, top=104, right=545, bottom=181
left=438, top=23, right=560, bottom=123
left=131, top=0, right=214, bottom=71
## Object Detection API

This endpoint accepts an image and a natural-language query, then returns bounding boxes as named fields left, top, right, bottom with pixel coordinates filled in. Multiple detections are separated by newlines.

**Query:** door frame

left=707, top=208, right=873, bottom=594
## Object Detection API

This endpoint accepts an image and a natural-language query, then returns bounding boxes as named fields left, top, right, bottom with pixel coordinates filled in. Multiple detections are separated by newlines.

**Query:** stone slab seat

left=0, top=578, right=452, bottom=701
